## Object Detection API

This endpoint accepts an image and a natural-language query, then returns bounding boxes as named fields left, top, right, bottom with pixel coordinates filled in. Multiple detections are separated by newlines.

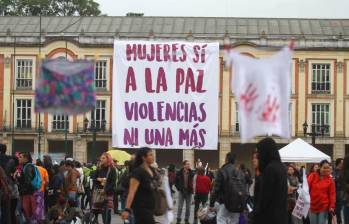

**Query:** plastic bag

left=292, top=169, right=311, bottom=219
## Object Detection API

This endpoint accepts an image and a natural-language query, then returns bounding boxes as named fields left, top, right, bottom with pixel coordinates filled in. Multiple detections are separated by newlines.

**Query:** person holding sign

left=307, top=160, right=336, bottom=224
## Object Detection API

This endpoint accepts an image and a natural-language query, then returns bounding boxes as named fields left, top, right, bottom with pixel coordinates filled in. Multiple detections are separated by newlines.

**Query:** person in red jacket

left=193, top=167, right=212, bottom=224
left=308, top=159, right=336, bottom=224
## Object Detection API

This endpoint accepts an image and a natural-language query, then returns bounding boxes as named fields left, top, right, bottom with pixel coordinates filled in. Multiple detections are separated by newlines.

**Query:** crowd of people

left=2, top=138, right=349, bottom=224
left=0, top=143, right=127, bottom=224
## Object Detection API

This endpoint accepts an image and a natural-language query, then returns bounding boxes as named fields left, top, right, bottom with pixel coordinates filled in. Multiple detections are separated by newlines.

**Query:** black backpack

left=222, top=167, right=248, bottom=213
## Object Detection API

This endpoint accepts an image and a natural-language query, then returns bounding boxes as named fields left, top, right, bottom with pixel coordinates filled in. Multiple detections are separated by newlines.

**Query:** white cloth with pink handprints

left=226, top=47, right=293, bottom=143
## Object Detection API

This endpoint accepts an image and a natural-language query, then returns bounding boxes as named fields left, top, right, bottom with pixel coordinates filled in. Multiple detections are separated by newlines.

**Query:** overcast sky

left=96, top=0, right=348, bottom=18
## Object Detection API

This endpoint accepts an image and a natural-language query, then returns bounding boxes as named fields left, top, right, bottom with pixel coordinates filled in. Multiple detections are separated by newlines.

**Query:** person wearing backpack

left=17, top=152, right=42, bottom=223
left=253, top=138, right=288, bottom=224
left=209, top=152, right=248, bottom=224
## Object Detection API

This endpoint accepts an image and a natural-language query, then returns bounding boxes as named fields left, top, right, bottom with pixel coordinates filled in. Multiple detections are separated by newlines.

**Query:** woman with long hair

left=341, top=155, right=349, bottom=224
left=43, top=155, right=54, bottom=178
left=47, top=164, right=64, bottom=208
left=121, top=147, right=157, bottom=224
left=93, top=152, right=117, bottom=224
left=309, top=164, right=320, bottom=175
left=307, top=160, right=335, bottom=224
left=251, top=152, right=261, bottom=206
left=253, top=138, right=288, bottom=224
left=287, top=165, right=301, bottom=224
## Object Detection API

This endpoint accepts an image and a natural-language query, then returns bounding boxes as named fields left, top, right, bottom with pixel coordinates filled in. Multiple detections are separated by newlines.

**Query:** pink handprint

left=259, top=95, right=280, bottom=123
left=240, top=83, right=258, bottom=113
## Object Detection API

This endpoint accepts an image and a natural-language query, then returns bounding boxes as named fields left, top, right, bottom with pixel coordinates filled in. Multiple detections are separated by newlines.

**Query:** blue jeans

left=177, top=192, right=192, bottom=222
left=67, top=192, right=77, bottom=203
left=309, top=211, right=328, bottom=224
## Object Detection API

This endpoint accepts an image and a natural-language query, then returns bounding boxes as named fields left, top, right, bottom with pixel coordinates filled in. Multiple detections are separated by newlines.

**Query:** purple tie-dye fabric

left=35, top=59, right=96, bottom=114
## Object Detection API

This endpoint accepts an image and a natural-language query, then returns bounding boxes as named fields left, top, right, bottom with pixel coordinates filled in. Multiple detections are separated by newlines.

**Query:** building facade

left=0, top=16, right=349, bottom=168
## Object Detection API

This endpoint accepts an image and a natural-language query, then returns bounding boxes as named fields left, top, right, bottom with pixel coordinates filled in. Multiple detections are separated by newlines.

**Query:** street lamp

left=64, top=117, right=68, bottom=153
left=83, top=117, right=89, bottom=133
left=37, top=122, right=44, bottom=158
left=302, top=122, right=308, bottom=137
left=101, top=120, right=106, bottom=132
left=303, top=121, right=328, bottom=146
left=91, top=119, right=97, bottom=153
left=85, top=118, right=98, bottom=152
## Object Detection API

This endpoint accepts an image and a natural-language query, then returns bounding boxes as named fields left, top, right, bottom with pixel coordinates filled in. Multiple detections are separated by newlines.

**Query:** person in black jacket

left=209, top=152, right=247, bottom=224
left=253, top=138, right=288, bottom=224
left=175, top=160, right=194, bottom=224
left=17, top=152, right=37, bottom=223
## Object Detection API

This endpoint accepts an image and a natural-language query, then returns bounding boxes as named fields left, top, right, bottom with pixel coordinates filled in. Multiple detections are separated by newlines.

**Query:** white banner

left=112, top=41, right=219, bottom=149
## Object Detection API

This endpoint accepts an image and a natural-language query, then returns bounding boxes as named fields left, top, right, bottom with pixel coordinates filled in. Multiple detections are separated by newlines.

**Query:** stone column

left=334, top=139, right=345, bottom=159
left=7, top=137, right=13, bottom=155
left=183, top=150, right=194, bottom=169
left=74, top=138, right=87, bottom=163
left=219, top=136, right=231, bottom=167
left=297, top=59, right=307, bottom=135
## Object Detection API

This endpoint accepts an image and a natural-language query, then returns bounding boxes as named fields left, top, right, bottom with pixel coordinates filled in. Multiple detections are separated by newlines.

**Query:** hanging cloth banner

left=226, top=47, right=293, bottom=143
left=112, top=40, right=219, bottom=149
left=35, top=59, right=96, bottom=115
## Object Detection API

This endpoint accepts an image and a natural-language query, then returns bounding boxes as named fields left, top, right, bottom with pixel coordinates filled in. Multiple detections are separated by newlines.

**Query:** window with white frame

left=235, top=103, right=239, bottom=133
left=16, top=59, right=33, bottom=89
left=16, top=99, right=32, bottom=129
left=312, top=104, right=330, bottom=135
left=91, top=100, right=106, bottom=130
left=95, top=60, right=107, bottom=89
left=52, top=114, right=69, bottom=131
left=311, top=64, right=330, bottom=93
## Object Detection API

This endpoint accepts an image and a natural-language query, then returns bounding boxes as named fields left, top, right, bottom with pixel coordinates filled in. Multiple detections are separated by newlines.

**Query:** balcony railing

left=95, top=80, right=107, bottom=90
left=311, top=83, right=330, bottom=94
left=313, top=124, right=330, bottom=136
left=16, top=121, right=32, bottom=129
left=0, top=122, right=42, bottom=132
left=76, top=121, right=111, bottom=134
left=52, top=121, right=69, bottom=132
left=16, top=79, right=33, bottom=89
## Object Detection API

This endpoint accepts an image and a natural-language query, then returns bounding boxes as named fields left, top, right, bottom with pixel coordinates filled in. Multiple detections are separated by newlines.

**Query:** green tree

left=0, top=0, right=101, bottom=16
